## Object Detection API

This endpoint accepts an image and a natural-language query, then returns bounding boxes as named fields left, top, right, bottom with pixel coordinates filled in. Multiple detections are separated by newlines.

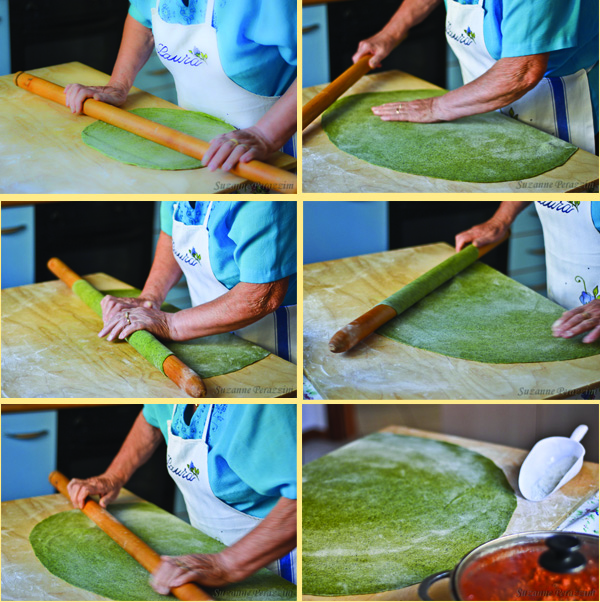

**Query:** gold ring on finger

left=239, top=143, right=249, bottom=150
left=582, top=312, right=591, bottom=320
left=125, top=311, right=131, bottom=325
left=228, top=137, right=239, bottom=146
left=396, top=104, right=402, bottom=114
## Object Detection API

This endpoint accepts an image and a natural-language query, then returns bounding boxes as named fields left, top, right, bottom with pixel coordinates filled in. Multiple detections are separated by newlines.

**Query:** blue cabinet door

left=1, top=411, right=57, bottom=501
left=1, top=206, right=35, bottom=288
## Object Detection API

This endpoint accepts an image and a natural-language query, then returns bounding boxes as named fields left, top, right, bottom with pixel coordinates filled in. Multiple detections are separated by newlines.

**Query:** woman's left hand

left=203, top=127, right=276, bottom=172
left=150, top=554, right=233, bottom=594
left=371, top=97, right=442, bottom=123
left=98, top=306, right=176, bottom=341
left=552, top=299, right=600, bottom=344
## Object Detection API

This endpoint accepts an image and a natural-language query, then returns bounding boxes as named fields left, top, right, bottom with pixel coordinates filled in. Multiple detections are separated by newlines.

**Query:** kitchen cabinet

left=302, top=6, right=330, bottom=88
left=1, top=205, right=35, bottom=288
left=304, top=201, right=388, bottom=264
left=508, top=204, right=546, bottom=294
left=0, top=0, right=10, bottom=75
left=1, top=411, right=57, bottom=501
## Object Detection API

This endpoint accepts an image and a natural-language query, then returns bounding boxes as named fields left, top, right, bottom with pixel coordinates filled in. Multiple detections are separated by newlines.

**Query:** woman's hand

left=100, top=294, right=160, bottom=324
left=371, top=96, right=442, bottom=123
left=202, top=127, right=276, bottom=172
left=150, top=553, right=235, bottom=594
left=352, top=31, right=399, bottom=69
left=552, top=300, right=600, bottom=344
left=455, top=217, right=512, bottom=252
left=67, top=473, right=125, bottom=509
left=98, top=305, right=177, bottom=342
left=64, top=83, right=129, bottom=114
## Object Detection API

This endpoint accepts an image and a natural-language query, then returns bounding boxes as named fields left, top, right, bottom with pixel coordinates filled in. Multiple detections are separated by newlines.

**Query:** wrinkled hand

left=455, top=217, right=511, bottom=252
left=64, top=83, right=129, bottom=114
left=67, top=474, right=125, bottom=509
left=203, top=127, right=276, bottom=172
left=100, top=294, right=159, bottom=325
left=150, top=554, right=235, bottom=595
left=371, top=97, right=441, bottom=123
left=98, top=305, right=175, bottom=341
left=552, top=299, right=600, bottom=344
left=352, top=31, right=397, bottom=69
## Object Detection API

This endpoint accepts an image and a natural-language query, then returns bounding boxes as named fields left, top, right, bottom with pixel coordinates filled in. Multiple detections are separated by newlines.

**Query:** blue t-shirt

left=129, top=0, right=296, bottom=97
left=161, top=201, right=297, bottom=306
left=445, top=0, right=599, bottom=132
left=143, top=404, right=297, bottom=518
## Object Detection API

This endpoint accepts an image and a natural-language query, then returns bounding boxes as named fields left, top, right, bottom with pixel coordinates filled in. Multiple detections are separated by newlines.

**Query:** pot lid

left=455, top=532, right=598, bottom=601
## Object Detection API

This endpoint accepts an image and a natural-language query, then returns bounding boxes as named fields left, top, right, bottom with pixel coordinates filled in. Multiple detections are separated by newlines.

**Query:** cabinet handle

left=302, top=24, right=320, bottom=34
left=1, top=225, right=27, bottom=236
left=528, top=247, right=545, bottom=256
left=4, top=430, right=49, bottom=440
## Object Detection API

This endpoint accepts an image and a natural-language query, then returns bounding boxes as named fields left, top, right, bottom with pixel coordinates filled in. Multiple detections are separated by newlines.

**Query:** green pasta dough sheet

left=81, top=108, right=235, bottom=170
left=377, top=262, right=600, bottom=364
left=30, top=502, right=296, bottom=601
left=101, top=289, right=270, bottom=378
left=302, top=433, right=516, bottom=596
left=321, top=90, right=578, bottom=183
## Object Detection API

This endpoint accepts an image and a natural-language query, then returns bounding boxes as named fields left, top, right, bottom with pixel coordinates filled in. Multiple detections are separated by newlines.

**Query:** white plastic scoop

left=519, top=425, right=588, bottom=502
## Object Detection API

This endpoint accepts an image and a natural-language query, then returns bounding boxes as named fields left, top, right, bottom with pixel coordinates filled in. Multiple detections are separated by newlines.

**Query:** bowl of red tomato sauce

left=419, top=532, right=598, bottom=601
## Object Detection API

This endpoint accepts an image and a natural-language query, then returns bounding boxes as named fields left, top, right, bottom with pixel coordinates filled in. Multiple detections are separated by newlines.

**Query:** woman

left=65, top=0, right=297, bottom=170
left=99, top=201, right=297, bottom=363
left=67, top=404, right=297, bottom=591
left=456, top=200, right=600, bottom=344
left=353, top=0, right=598, bottom=154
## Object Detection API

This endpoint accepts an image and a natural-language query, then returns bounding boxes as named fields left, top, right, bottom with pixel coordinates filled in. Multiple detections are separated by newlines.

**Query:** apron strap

left=201, top=404, right=214, bottom=442
left=203, top=201, right=215, bottom=228
left=205, top=0, right=216, bottom=26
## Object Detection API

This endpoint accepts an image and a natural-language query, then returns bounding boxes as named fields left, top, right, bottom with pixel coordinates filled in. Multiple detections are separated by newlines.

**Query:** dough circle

left=29, top=502, right=296, bottom=601
left=321, top=90, right=577, bottom=183
left=302, top=432, right=517, bottom=596
left=81, top=108, right=235, bottom=170
left=377, top=263, right=600, bottom=364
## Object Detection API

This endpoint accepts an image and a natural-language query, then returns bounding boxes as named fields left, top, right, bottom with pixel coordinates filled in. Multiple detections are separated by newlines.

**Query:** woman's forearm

left=104, top=411, right=164, bottom=485
left=219, top=498, right=297, bottom=582
left=382, top=0, right=443, bottom=41
left=254, top=80, right=297, bottom=152
left=435, top=54, right=549, bottom=121
left=170, top=277, right=289, bottom=341
left=141, top=231, right=184, bottom=306
left=108, top=14, right=156, bottom=94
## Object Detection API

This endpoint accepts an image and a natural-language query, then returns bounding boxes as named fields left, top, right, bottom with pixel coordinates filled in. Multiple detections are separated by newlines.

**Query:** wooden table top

left=303, top=242, right=600, bottom=400
left=303, top=425, right=599, bottom=601
left=302, top=71, right=599, bottom=193
left=1, top=273, right=297, bottom=398
left=0, top=62, right=295, bottom=194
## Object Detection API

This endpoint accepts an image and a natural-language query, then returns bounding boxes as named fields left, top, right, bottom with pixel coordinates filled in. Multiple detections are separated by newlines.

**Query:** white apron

left=151, top=0, right=278, bottom=129
left=171, top=202, right=297, bottom=364
left=166, top=404, right=297, bottom=582
left=445, top=0, right=596, bottom=153
left=535, top=200, right=600, bottom=310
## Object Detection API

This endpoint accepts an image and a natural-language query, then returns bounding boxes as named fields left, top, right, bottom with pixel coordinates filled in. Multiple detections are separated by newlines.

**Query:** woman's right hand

left=352, top=31, right=398, bottom=69
left=455, top=218, right=512, bottom=252
left=67, top=473, right=125, bottom=509
left=64, top=83, right=129, bottom=114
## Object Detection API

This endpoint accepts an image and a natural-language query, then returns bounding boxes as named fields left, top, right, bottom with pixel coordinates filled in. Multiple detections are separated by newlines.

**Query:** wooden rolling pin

left=329, top=234, right=510, bottom=353
left=47, top=257, right=206, bottom=398
left=302, top=55, right=373, bottom=129
left=49, top=471, right=213, bottom=602
left=14, top=71, right=296, bottom=194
